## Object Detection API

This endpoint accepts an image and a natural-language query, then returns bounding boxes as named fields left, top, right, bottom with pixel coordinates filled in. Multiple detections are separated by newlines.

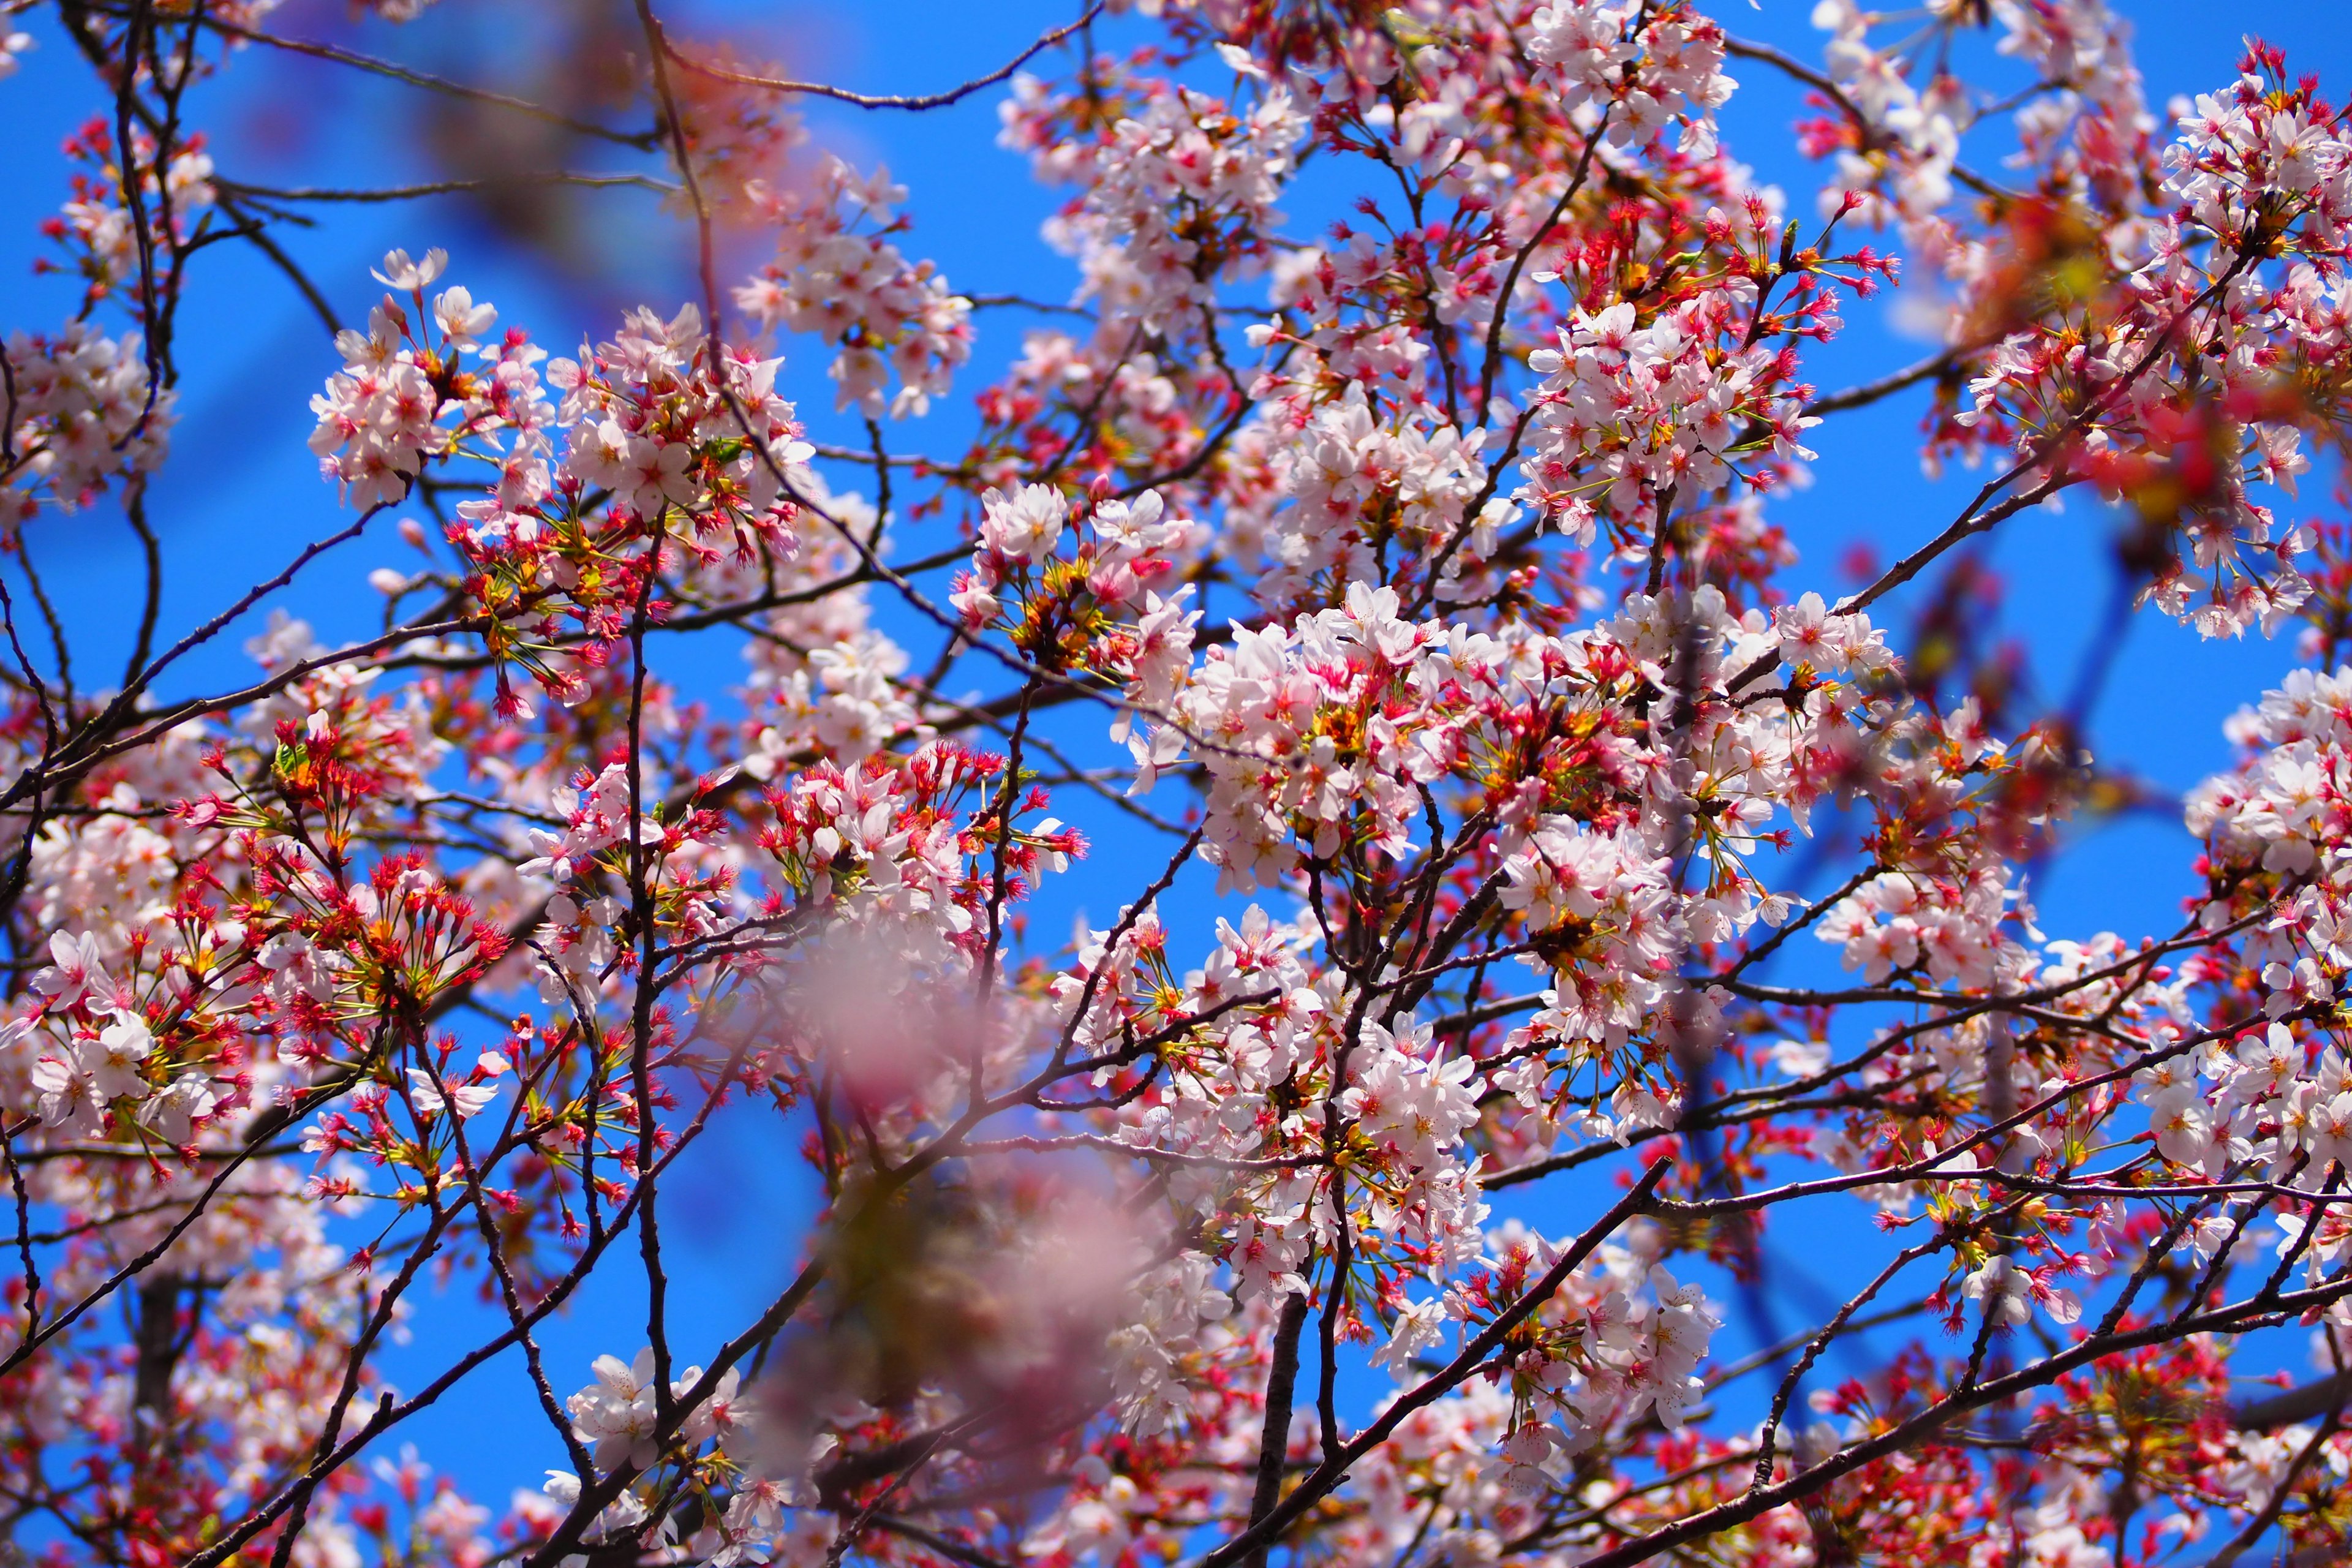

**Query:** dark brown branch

left=662, top=4, right=1102, bottom=110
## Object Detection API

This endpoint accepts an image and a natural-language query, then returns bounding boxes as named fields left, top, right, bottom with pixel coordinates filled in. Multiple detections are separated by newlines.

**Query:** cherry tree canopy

left=2, top=1, right=2351, bottom=1566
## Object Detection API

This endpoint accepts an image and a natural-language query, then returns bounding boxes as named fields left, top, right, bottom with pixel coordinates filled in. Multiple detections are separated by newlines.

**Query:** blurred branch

left=2233, top=1372, right=2352, bottom=1431
left=188, top=13, right=663, bottom=148
left=217, top=173, right=680, bottom=203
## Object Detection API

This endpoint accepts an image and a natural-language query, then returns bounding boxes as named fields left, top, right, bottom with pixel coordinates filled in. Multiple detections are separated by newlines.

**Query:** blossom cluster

left=735, top=155, right=974, bottom=418
left=1, top=320, right=170, bottom=524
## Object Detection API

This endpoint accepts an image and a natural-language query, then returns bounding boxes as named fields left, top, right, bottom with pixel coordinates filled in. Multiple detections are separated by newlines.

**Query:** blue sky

left=7, top=0, right=2352, bottom=1523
